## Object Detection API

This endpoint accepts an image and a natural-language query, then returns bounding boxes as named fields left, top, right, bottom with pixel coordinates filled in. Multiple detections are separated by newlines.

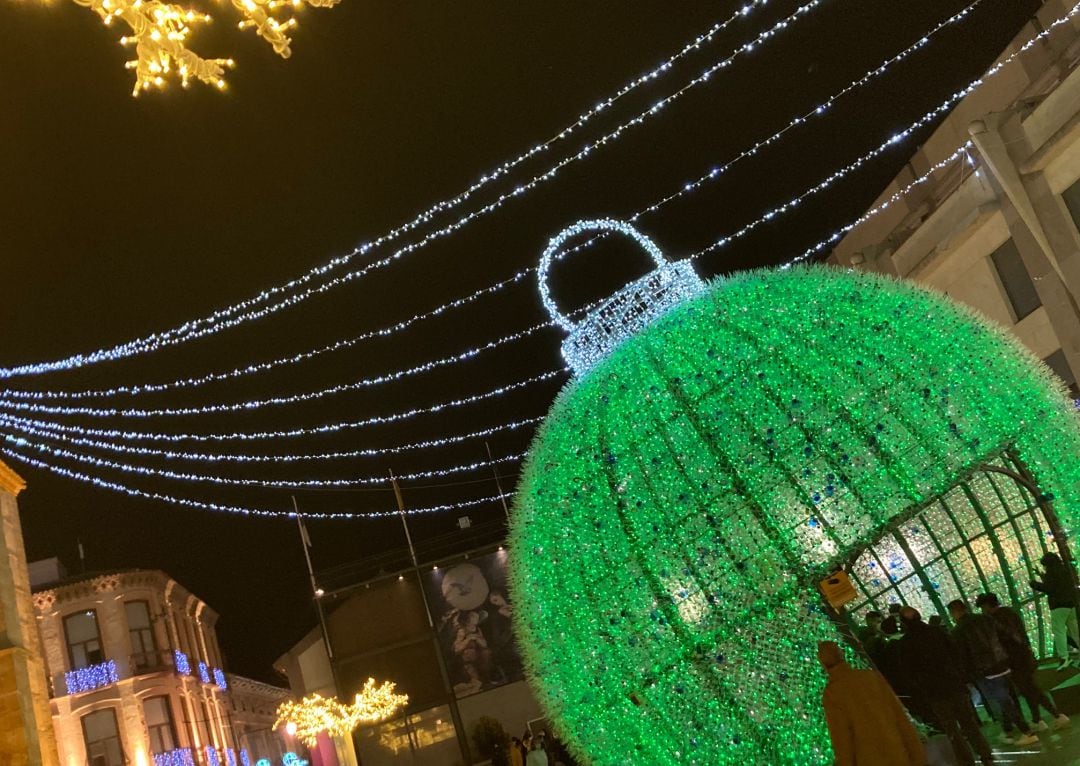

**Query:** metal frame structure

left=840, top=449, right=1080, bottom=658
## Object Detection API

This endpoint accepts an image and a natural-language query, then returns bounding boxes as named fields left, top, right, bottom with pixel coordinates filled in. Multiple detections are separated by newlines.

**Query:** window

left=1061, top=177, right=1080, bottom=232
left=126, top=601, right=157, bottom=668
left=1043, top=349, right=1078, bottom=393
left=144, top=696, right=177, bottom=754
left=64, top=610, right=104, bottom=670
left=82, top=709, right=124, bottom=766
left=989, top=239, right=1041, bottom=321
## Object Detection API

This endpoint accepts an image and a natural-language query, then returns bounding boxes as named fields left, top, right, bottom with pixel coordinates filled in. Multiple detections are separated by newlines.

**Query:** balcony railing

left=172, top=651, right=228, bottom=690
left=130, top=650, right=176, bottom=675
left=153, top=748, right=195, bottom=766
left=64, top=660, right=119, bottom=694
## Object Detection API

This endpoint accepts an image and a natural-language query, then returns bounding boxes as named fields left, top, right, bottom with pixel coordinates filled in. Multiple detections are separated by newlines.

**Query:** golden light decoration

left=349, top=678, right=409, bottom=724
left=275, top=694, right=354, bottom=746
left=49, top=0, right=341, bottom=96
left=275, top=681, right=408, bottom=746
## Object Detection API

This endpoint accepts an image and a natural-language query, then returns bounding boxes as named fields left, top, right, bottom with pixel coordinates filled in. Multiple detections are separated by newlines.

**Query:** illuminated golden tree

left=275, top=694, right=354, bottom=747
left=50, top=0, right=341, bottom=96
left=348, top=678, right=409, bottom=724
left=275, top=681, right=408, bottom=746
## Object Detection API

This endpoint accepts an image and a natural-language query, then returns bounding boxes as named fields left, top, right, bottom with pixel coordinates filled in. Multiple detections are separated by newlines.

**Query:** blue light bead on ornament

left=198, top=662, right=211, bottom=684
left=214, top=667, right=228, bottom=689
left=239, top=750, right=251, bottom=766
left=206, top=747, right=221, bottom=766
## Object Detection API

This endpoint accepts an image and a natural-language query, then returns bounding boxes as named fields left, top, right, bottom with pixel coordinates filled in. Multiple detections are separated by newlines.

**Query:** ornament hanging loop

left=538, top=219, right=670, bottom=331
left=537, top=218, right=705, bottom=377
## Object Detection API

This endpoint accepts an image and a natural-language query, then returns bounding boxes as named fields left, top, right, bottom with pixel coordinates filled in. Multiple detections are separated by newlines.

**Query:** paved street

left=991, top=723, right=1080, bottom=765
left=952, top=662, right=1080, bottom=765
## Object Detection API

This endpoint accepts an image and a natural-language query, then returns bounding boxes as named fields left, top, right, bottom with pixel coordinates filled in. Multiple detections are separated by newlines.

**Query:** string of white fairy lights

left=0, top=370, right=565, bottom=442
left=0, top=140, right=976, bottom=518
left=0, top=137, right=976, bottom=474
left=0, top=135, right=976, bottom=500
left=0, top=0, right=987, bottom=405
left=0, top=413, right=546, bottom=463
left=3, top=1, right=1067, bottom=518
left=0, top=446, right=515, bottom=518
left=0, top=4, right=1029, bottom=424
left=0, top=429, right=526, bottom=488
left=0, top=0, right=797, bottom=381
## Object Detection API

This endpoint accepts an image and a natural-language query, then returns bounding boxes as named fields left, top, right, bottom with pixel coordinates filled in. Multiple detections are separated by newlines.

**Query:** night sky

left=0, top=0, right=1043, bottom=682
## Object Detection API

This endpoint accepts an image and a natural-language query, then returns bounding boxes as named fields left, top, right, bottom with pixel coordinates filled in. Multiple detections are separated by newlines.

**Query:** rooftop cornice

left=0, top=458, right=26, bottom=496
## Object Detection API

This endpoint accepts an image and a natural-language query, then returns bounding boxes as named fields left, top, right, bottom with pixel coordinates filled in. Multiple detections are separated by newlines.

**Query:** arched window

left=143, top=696, right=178, bottom=754
left=82, top=708, right=123, bottom=766
left=64, top=610, right=104, bottom=670
left=126, top=601, right=157, bottom=670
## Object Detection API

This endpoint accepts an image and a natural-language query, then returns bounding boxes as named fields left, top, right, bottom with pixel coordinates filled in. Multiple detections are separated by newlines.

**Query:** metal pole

left=485, top=441, right=512, bottom=523
left=292, top=498, right=338, bottom=670
left=390, top=472, right=473, bottom=766
left=293, top=499, right=359, bottom=765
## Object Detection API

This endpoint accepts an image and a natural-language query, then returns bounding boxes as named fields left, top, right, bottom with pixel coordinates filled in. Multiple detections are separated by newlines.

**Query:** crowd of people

left=819, top=553, right=1078, bottom=766
left=508, top=728, right=576, bottom=766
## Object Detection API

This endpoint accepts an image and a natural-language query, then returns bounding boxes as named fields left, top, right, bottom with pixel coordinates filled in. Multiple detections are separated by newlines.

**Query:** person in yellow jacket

left=509, top=736, right=525, bottom=766
left=818, top=640, right=926, bottom=765
left=509, top=734, right=527, bottom=764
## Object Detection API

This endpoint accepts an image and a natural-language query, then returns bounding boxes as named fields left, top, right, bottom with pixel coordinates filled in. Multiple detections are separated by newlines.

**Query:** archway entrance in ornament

left=838, top=450, right=1074, bottom=659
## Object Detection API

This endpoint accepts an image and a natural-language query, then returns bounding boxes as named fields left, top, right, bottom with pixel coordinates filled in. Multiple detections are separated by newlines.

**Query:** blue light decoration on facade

left=173, top=650, right=191, bottom=675
left=152, top=748, right=195, bottom=766
left=255, top=760, right=271, bottom=766
left=239, top=751, right=251, bottom=766
left=205, top=746, right=221, bottom=766
left=198, top=662, right=211, bottom=684
left=225, top=749, right=237, bottom=766
left=213, top=668, right=228, bottom=690
left=282, top=754, right=308, bottom=766
left=64, top=660, right=119, bottom=694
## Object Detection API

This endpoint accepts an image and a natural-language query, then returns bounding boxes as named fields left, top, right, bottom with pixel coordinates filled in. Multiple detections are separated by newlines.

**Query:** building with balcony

left=226, top=675, right=292, bottom=766
left=28, top=560, right=291, bottom=766
left=830, top=0, right=1080, bottom=397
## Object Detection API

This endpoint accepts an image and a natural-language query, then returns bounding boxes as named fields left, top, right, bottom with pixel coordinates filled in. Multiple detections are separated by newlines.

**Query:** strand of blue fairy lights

left=0, top=0, right=800, bottom=381
left=0, top=140, right=974, bottom=518
left=0, top=8, right=1027, bottom=422
left=0, top=0, right=989, bottom=405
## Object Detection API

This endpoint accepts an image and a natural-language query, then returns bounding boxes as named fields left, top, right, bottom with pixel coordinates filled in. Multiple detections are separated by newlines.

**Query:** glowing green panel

left=510, top=267, right=1080, bottom=765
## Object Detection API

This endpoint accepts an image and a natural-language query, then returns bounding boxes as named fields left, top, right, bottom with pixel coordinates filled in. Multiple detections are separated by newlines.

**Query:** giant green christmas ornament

left=509, top=220, right=1080, bottom=765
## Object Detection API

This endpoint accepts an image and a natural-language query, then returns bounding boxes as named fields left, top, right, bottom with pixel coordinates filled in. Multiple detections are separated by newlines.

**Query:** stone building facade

left=225, top=675, right=291, bottom=766
left=0, top=459, right=59, bottom=766
left=30, top=566, right=288, bottom=766
left=831, top=0, right=1080, bottom=396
